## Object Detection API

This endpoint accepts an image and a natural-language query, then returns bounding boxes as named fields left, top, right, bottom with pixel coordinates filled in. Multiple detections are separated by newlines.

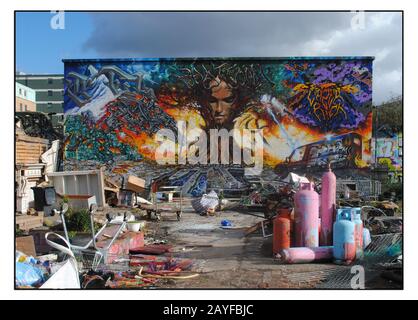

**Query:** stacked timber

left=16, top=132, right=49, bottom=165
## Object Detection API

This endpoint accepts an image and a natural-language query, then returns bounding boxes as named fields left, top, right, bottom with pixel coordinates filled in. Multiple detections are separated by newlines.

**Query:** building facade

left=16, top=74, right=64, bottom=114
left=15, top=82, right=36, bottom=112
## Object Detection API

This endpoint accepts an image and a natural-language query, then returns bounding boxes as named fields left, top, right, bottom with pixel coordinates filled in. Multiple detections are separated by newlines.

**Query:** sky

left=16, top=11, right=402, bottom=105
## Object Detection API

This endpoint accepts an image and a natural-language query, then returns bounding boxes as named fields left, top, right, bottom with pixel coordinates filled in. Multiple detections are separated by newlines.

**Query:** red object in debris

left=151, top=181, right=159, bottom=193
left=273, top=209, right=291, bottom=255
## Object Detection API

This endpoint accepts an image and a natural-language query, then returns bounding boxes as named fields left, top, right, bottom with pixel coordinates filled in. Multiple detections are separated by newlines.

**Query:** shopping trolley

left=56, top=203, right=129, bottom=271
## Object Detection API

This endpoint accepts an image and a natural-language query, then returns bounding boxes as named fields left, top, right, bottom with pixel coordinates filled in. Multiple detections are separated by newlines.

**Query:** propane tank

left=363, top=228, right=371, bottom=249
left=320, top=163, right=336, bottom=246
left=352, top=207, right=364, bottom=259
left=294, top=182, right=319, bottom=247
left=273, top=209, right=291, bottom=255
left=277, top=246, right=334, bottom=264
left=333, top=208, right=356, bottom=264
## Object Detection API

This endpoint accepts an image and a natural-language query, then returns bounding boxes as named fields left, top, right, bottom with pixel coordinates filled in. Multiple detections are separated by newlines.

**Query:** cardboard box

left=16, top=235, right=37, bottom=256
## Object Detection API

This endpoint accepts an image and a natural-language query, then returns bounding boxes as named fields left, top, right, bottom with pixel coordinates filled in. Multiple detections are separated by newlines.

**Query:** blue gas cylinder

left=333, top=208, right=356, bottom=264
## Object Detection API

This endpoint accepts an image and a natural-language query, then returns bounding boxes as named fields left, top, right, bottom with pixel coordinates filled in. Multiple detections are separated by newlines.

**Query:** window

left=48, top=103, right=52, bottom=109
left=19, top=103, right=22, bottom=111
left=48, top=90, right=53, bottom=96
left=19, top=88, right=22, bottom=95
left=24, top=105, right=27, bottom=111
left=48, top=78, right=53, bottom=84
left=23, top=90, right=27, bottom=97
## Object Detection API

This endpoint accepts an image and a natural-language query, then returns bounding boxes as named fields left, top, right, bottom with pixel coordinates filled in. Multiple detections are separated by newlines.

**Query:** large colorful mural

left=63, top=57, right=373, bottom=185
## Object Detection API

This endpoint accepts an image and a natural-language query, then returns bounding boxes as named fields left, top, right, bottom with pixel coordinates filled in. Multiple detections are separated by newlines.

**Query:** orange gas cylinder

left=273, top=209, right=291, bottom=255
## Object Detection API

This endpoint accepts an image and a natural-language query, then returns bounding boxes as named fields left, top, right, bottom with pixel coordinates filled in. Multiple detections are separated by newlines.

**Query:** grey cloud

left=82, top=12, right=402, bottom=104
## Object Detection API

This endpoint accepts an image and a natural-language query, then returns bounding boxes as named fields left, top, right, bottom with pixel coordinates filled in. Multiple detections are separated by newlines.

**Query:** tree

left=373, top=96, right=403, bottom=134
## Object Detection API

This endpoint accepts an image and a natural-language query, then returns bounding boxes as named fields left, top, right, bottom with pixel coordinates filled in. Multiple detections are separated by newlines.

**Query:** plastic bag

left=16, top=250, right=38, bottom=264
left=16, top=262, right=46, bottom=287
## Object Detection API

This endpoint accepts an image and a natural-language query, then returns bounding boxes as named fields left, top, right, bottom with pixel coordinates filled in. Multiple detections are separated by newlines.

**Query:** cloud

left=83, top=11, right=402, bottom=104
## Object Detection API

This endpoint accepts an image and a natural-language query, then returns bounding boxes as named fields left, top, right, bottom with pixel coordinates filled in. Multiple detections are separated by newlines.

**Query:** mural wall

left=372, top=134, right=403, bottom=181
left=63, top=58, right=373, bottom=190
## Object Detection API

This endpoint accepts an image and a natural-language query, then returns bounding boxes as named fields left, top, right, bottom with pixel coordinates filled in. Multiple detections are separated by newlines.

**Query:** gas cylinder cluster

left=273, top=165, right=371, bottom=264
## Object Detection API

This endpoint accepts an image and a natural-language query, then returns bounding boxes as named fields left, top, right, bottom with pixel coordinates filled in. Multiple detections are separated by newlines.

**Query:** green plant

left=65, top=208, right=102, bottom=234
left=15, top=226, right=26, bottom=237
left=68, top=230, right=77, bottom=239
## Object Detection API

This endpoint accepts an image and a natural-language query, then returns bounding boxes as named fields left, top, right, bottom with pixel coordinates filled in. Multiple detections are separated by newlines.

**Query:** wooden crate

left=16, top=215, right=44, bottom=232
left=15, top=133, right=49, bottom=165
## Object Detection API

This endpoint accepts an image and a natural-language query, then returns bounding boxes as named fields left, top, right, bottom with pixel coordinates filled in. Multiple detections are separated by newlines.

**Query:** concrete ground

left=129, top=199, right=343, bottom=289
left=46, top=198, right=401, bottom=289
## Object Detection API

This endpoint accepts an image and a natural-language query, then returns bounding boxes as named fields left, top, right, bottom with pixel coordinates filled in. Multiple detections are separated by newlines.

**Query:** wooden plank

left=126, top=175, right=146, bottom=193
left=15, top=133, right=49, bottom=144
left=16, top=215, right=44, bottom=232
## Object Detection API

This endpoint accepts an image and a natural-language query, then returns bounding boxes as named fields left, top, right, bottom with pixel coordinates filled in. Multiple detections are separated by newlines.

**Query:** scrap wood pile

left=82, top=255, right=197, bottom=289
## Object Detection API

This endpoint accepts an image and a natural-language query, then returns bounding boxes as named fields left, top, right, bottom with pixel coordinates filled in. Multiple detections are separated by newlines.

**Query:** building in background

left=15, top=82, right=36, bottom=112
left=15, top=73, right=64, bottom=127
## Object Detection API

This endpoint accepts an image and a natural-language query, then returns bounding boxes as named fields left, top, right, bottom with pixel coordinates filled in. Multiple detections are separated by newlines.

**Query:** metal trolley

left=56, top=203, right=129, bottom=271
left=139, top=185, right=183, bottom=221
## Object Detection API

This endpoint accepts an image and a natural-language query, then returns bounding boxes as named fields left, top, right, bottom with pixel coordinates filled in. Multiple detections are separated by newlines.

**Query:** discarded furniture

left=58, top=203, right=130, bottom=270
left=16, top=163, right=45, bottom=214
left=47, top=169, right=106, bottom=208
left=56, top=193, right=97, bottom=210
left=41, top=140, right=60, bottom=179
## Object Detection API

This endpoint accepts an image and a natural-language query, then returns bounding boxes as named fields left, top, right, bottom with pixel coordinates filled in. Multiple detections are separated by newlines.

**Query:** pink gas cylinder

left=277, top=246, right=334, bottom=264
left=320, top=164, right=336, bottom=246
left=294, top=182, right=319, bottom=247
left=352, top=207, right=364, bottom=259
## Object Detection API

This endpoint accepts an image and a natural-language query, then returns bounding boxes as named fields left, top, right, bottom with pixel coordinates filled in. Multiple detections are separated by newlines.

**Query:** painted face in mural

left=208, top=78, right=237, bottom=128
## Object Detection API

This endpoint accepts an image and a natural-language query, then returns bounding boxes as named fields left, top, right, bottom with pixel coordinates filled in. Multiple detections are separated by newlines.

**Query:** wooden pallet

left=15, top=133, right=49, bottom=165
